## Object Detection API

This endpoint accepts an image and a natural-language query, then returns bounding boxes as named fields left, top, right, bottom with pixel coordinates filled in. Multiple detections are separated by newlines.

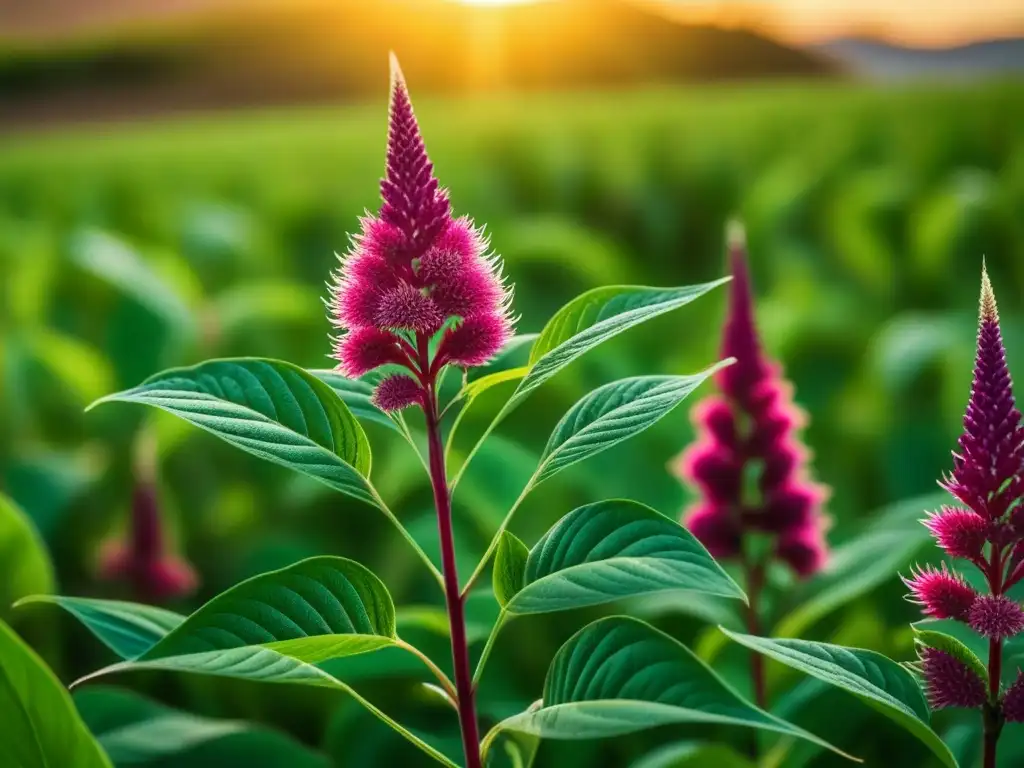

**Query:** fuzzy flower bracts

left=673, top=229, right=829, bottom=578
left=905, top=266, right=1024, bottom=717
left=329, top=55, right=514, bottom=411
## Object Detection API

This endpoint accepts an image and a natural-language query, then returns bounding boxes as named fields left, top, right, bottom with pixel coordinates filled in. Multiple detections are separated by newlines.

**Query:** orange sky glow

left=650, top=0, right=1024, bottom=47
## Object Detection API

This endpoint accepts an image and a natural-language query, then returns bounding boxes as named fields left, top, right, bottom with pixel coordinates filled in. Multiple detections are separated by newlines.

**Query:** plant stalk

left=425, top=385, right=482, bottom=768
left=984, top=549, right=1005, bottom=768
left=742, top=558, right=768, bottom=711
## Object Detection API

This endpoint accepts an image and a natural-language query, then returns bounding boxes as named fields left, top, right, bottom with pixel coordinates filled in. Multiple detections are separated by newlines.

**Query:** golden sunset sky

left=649, top=0, right=1024, bottom=46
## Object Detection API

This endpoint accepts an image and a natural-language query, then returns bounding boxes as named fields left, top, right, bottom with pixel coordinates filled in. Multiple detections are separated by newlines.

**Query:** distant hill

left=817, top=37, right=1024, bottom=80
left=0, top=0, right=835, bottom=125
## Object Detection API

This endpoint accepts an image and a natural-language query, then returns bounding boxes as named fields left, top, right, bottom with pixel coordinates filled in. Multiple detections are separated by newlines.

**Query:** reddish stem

left=423, top=368, right=482, bottom=768
left=984, top=548, right=1005, bottom=768
left=744, top=560, right=767, bottom=710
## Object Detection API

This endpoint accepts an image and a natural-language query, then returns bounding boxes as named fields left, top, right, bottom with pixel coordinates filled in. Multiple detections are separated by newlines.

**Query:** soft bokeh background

left=2, top=1, right=1024, bottom=766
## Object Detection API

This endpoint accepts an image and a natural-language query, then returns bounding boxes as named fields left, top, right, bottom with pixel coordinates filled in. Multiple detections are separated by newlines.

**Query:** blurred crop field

left=3, top=78, right=1024, bottom=766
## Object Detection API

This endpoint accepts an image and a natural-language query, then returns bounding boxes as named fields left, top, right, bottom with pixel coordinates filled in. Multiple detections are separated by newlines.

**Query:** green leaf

left=16, top=595, right=183, bottom=660
left=0, top=493, right=55, bottom=623
left=774, top=492, right=947, bottom=639
left=310, top=369, right=401, bottom=433
left=534, top=369, right=726, bottom=486
left=91, top=358, right=375, bottom=507
left=449, top=281, right=728, bottom=492
left=913, top=628, right=988, bottom=685
left=524, top=282, right=729, bottom=393
left=493, top=531, right=530, bottom=608
left=505, top=499, right=744, bottom=614
left=630, top=741, right=755, bottom=768
left=720, top=630, right=957, bottom=768
left=75, top=686, right=331, bottom=767
left=70, top=557, right=457, bottom=767
left=484, top=617, right=853, bottom=761
left=0, top=616, right=112, bottom=767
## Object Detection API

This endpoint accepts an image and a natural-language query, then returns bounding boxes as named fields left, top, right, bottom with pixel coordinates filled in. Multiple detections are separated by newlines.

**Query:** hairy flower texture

left=923, top=507, right=989, bottom=562
left=1005, top=672, right=1024, bottom=723
left=942, top=266, right=1024, bottom=523
left=328, top=55, right=513, bottom=410
left=903, top=565, right=977, bottom=621
left=919, top=647, right=987, bottom=711
left=674, top=226, right=829, bottom=577
left=969, top=594, right=1024, bottom=639
left=99, top=434, right=196, bottom=602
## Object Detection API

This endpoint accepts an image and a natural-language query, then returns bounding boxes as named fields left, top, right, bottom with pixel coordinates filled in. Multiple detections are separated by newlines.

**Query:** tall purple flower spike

left=99, top=431, right=197, bottom=602
left=903, top=265, right=1024, bottom=768
left=329, top=54, right=513, bottom=410
left=673, top=225, right=830, bottom=578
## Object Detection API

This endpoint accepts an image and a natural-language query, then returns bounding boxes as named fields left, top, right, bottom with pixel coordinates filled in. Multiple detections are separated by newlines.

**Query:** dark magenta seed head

left=919, top=646, right=986, bottom=711
left=968, top=594, right=1024, bottom=639
left=1004, top=672, right=1024, bottom=723
left=902, top=565, right=977, bottom=621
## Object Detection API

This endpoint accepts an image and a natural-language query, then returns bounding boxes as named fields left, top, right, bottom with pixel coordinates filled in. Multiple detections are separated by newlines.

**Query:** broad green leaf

left=0, top=617, right=112, bottom=767
left=0, top=493, right=55, bottom=623
left=534, top=369, right=725, bottom=486
left=16, top=595, right=183, bottom=660
left=493, top=531, right=530, bottom=608
left=70, top=557, right=456, bottom=767
left=913, top=628, right=987, bottom=684
left=462, top=367, right=530, bottom=403
left=484, top=617, right=852, bottom=760
left=774, top=492, right=947, bottom=639
left=630, top=741, right=755, bottom=768
left=310, top=369, right=401, bottom=433
left=505, top=500, right=744, bottom=614
left=91, top=359, right=376, bottom=507
left=142, top=556, right=395, bottom=660
left=721, top=630, right=957, bottom=768
left=913, top=619, right=988, bottom=663
left=25, top=329, right=115, bottom=405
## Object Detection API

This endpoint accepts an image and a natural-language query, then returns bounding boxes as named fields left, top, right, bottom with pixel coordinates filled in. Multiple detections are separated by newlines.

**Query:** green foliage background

left=2, top=79, right=1024, bottom=766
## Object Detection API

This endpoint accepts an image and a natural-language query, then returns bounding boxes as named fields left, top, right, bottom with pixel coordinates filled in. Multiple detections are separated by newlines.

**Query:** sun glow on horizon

left=453, top=0, right=540, bottom=6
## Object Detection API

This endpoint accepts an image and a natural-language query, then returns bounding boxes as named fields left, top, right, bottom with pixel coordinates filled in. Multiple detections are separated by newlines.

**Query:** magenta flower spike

left=904, top=264, right=1024, bottom=767
left=329, top=54, right=513, bottom=411
left=673, top=225, right=830, bottom=579
left=327, top=55, right=518, bottom=768
left=99, top=431, right=197, bottom=602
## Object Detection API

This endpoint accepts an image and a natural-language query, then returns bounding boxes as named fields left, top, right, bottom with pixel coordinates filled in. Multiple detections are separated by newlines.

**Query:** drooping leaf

left=0, top=617, right=112, bottom=767
left=533, top=369, right=726, bottom=487
left=75, top=686, right=331, bottom=767
left=67, top=557, right=456, bottom=767
left=505, top=500, right=744, bottom=614
left=629, top=741, right=755, bottom=768
left=91, top=359, right=376, bottom=507
left=774, top=492, right=947, bottom=639
left=493, top=531, right=530, bottom=608
left=16, top=595, right=183, bottom=660
left=0, top=493, right=55, bottom=623
left=484, top=617, right=853, bottom=760
left=721, top=630, right=957, bottom=768
left=310, top=369, right=402, bottom=433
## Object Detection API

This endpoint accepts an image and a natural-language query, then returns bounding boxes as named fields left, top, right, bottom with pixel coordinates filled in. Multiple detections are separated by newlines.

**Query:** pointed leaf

left=505, top=500, right=744, bottom=614
left=91, top=359, right=376, bottom=506
left=721, top=631, right=957, bottom=768
left=310, top=369, right=401, bottom=433
left=484, top=617, right=853, bottom=761
left=493, top=531, right=530, bottom=608
left=522, top=282, right=729, bottom=401
left=535, top=369, right=725, bottom=486
left=16, top=595, right=184, bottom=660
left=0, top=493, right=55, bottom=623
left=0, top=617, right=112, bottom=767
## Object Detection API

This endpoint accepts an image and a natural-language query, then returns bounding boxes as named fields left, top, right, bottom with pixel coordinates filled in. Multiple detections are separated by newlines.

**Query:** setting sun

left=454, top=0, right=539, bottom=5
